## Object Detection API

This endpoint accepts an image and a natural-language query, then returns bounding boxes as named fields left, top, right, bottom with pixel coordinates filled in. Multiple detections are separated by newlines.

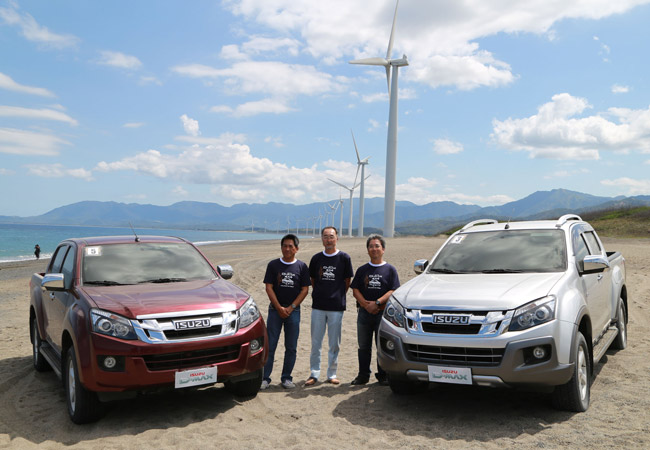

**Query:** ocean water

left=0, top=223, right=295, bottom=263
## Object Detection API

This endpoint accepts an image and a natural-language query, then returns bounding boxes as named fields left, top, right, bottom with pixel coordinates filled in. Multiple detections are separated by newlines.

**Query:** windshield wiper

left=480, top=269, right=524, bottom=273
left=138, top=277, right=188, bottom=284
left=84, top=280, right=127, bottom=286
left=428, top=268, right=461, bottom=274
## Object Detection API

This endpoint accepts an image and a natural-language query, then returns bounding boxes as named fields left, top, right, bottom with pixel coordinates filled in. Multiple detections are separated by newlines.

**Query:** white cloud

left=0, top=3, right=79, bottom=49
left=172, top=186, right=189, bottom=196
left=26, top=163, right=93, bottom=181
left=123, top=122, right=145, bottom=128
left=241, top=36, right=301, bottom=56
left=139, top=76, right=162, bottom=86
left=264, top=136, right=285, bottom=147
left=394, top=176, right=512, bottom=206
left=211, top=99, right=294, bottom=117
left=0, top=106, right=78, bottom=126
left=433, top=138, right=463, bottom=155
left=611, top=84, right=630, bottom=94
left=0, top=168, right=13, bottom=175
left=367, top=119, right=381, bottom=132
left=0, top=127, right=70, bottom=155
left=602, top=177, right=650, bottom=195
left=491, top=93, right=650, bottom=159
left=97, top=51, right=143, bottom=70
left=0, top=72, right=55, bottom=97
left=180, top=114, right=200, bottom=136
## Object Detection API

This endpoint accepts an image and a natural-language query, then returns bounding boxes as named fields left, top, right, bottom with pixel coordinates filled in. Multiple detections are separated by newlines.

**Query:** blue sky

left=2, top=0, right=650, bottom=217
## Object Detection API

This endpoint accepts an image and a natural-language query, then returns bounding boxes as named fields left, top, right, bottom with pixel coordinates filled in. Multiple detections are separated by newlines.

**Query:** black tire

left=226, top=369, right=263, bottom=397
left=388, top=377, right=428, bottom=395
left=31, top=318, right=51, bottom=372
left=64, top=346, right=102, bottom=424
left=611, top=300, right=627, bottom=351
left=552, top=331, right=591, bottom=412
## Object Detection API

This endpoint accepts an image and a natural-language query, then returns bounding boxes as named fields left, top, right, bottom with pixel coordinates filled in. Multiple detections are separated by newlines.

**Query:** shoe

left=377, top=377, right=389, bottom=386
left=304, top=377, right=318, bottom=386
left=281, top=379, right=296, bottom=389
left=351, top=376, right=369, bottom=386
left=327, top=377, right=340, bottom=385
left=260, top=380, right=270, bottom=390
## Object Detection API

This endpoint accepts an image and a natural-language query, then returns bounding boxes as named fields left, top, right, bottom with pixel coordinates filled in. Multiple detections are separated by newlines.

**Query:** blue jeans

left=263, top=307, right=300, bottom=383
left=357, top=308, right=386, bottom=379
left=310, top=309, right=343, bottom=380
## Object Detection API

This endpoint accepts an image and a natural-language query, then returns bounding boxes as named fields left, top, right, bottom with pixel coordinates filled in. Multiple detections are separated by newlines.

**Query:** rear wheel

left=388, top=377, right=428, bottom=395
left=65, top=347, right=102, bottom=424
left=31, top=318, right=51, bottom=372
left=611, top=300, right=627, bottom=351
left=552, top=331, right=590, bottom=412
left=226, top=369, right=263, bottom=397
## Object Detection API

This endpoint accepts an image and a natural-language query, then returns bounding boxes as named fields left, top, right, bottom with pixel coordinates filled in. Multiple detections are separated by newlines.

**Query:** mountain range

left=2, top=189, right=649, bottom=235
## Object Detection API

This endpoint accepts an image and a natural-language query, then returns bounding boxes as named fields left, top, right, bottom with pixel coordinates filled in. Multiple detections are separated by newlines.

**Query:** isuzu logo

left=173, top=318, right=211, bottom=330
left=432, top=314, right=471, bottom=325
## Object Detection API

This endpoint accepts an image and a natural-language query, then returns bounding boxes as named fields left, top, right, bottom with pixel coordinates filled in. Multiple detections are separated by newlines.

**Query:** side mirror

left=217, top=264, right=234, bottom=280
left=42, top=273, right=65, bottom=290
left=414, top=259, right=429, bottom=274
left=582, top=255, right=610, bottom=274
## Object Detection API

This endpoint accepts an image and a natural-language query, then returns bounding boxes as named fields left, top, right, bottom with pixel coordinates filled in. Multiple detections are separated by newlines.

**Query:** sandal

left=327, top=378, right=340, bottom=385
left=304, top=377, right=317, bottom=386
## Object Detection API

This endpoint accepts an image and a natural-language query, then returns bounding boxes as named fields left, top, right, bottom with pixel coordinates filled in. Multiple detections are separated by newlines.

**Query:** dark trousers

left=356, top=308, right=386, bottom=379
left=264, top=307, right=300, bottom=383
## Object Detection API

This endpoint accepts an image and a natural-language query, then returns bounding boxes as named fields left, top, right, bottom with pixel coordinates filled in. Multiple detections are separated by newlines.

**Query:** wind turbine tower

left=351, top=130, right=370, bottom=237
left=350, top=0, right=408, bottom=238
left=328, top=177, right=360, bottom=237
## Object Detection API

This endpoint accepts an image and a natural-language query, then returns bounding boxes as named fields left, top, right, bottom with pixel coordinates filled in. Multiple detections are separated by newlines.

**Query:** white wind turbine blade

left=349, top=57, right=389, bottom=66
left=385, top=0, right=399, bottom=92
left=328, top=178, right=352, bottom=192
left=351, top=130, right=361, bottom=163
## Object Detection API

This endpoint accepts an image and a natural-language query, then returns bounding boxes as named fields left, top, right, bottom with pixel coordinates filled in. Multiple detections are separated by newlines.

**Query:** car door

left=43, top=244, right=76, bottom=353
left=583, top=230, right=611, bottom=332
left=574, top=231, right=610, bottom=338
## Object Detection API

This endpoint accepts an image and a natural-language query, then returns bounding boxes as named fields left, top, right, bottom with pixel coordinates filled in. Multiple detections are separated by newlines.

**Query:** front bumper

left=78, top=319, right=267, bottom=392
left=377, top=319, right=576, bottom=388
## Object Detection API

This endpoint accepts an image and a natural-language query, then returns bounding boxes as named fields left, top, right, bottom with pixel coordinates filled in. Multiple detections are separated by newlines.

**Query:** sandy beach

left=1, top=235, right=648, bottom=449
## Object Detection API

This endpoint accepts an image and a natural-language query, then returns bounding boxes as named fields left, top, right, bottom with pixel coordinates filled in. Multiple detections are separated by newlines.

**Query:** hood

left=80, top=279, right=250, bottom=318
left=394, top=272, right=564, bottom=311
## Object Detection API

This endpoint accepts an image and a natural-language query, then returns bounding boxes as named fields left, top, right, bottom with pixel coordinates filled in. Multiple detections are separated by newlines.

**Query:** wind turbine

left=351, top=130, right=370, bottom=237
left=328, top=177, right=360, bottom=237
left=350, top=0, right=408, bottom=238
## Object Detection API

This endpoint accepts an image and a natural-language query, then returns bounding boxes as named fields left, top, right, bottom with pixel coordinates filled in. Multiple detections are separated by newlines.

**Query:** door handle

left=597, top=274, right=603, bottom=281
left=49, top=292, right=56, bottom=300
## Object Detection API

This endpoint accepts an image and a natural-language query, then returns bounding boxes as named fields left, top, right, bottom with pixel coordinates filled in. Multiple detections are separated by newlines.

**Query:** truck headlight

left=384, top=297, right=406, bottom=329
left=509, top=296, right=556, bottom=332
left=90, top=309, right=137, bottom=340
left=238, top=297, right=260, bottom=329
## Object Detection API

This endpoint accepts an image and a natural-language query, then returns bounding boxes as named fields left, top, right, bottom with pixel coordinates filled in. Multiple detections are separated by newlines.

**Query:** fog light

left=533, top=346, right=546, bottom=359
left=103, top=356, right=117, bottom=369
left=386, top=340, right=395, bottom=351
left=250, top=338, right=261, bottom=352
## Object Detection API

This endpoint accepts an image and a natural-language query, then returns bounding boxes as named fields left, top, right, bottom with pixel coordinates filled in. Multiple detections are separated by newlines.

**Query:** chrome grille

left=405, top=309, right=513, bottom=336
left=132, top=308, right=239, bottom=344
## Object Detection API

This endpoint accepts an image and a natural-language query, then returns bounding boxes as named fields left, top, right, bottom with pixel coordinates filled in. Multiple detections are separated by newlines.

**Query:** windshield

left=82, top=242, right=217, bottom=285
left=429, top=229, right=567, bottom=273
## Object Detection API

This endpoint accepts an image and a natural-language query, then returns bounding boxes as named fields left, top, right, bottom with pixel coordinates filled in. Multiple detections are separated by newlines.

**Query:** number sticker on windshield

left=85, top=246, right=103, bottom=257
left=450, top=235, right=466, bottom=244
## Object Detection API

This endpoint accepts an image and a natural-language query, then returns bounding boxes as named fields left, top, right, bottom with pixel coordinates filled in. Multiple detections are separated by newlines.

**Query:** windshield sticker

left=450, top=235, right=466, bottom=244
left=85, top=246, right=103, bottom=257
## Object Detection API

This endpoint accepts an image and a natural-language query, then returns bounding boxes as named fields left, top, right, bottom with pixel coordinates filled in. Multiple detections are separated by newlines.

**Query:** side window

left=574, top=235, right=589, bottom=264
left=583, top=231, right=602, bottom=255
left=48, top=245, right=69, bottom=273
left=61, top=247, right=76, bottom=290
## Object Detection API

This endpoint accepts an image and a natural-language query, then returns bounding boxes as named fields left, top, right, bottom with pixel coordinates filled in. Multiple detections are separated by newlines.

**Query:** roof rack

left=555, top=214, right=582, bottom=228
left=461, top=219, right=498, bottom=231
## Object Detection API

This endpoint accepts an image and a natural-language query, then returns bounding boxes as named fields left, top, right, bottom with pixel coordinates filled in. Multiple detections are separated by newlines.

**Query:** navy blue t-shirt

left=263, top=258, right=310, bottom=308
left=309, top=250, right=354, bottom=311
left=351, top=262, right=400, bottom=303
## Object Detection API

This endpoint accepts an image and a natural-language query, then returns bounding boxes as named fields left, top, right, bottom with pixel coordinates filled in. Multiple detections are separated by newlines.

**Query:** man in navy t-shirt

left=261, top=234, right=310, bottom=390
left=350, top=234, right=400, bottom=385
left=304, top=226, right=354, bottom=386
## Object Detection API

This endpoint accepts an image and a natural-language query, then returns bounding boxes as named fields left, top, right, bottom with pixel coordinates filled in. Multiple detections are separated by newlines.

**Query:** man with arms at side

left=351, top=234, right=400, bottom=386
left=262, top=234, right=310, bottom=390
left=305, top=226, right=354, bottom=386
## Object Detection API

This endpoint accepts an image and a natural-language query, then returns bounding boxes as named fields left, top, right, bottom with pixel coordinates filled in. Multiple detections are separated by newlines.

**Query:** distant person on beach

left=350, top=234, right=400, bottom=386
left=261, top=234, right=310, bottom=390
left=305, top=226, right=354, bottom=386
left=34, top=244, right=41, bottom=260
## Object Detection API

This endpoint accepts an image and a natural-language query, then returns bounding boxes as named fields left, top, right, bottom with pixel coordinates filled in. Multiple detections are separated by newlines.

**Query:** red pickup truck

left=29, top=235, right=268, bottom=423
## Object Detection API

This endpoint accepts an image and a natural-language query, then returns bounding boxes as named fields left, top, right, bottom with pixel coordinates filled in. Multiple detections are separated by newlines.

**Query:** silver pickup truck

left=378, top=215, right=628, bottom=411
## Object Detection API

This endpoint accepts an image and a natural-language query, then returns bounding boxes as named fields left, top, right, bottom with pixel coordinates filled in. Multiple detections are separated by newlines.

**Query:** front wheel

left=611, top=300, right=627, bottom=351
left=225, top=369, right=263, bottom=397
left=552, top=331, right=591, bottom=412
left=31, top=318, right=51, bottom=372
left=64, top=347, right=102, bottom=424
